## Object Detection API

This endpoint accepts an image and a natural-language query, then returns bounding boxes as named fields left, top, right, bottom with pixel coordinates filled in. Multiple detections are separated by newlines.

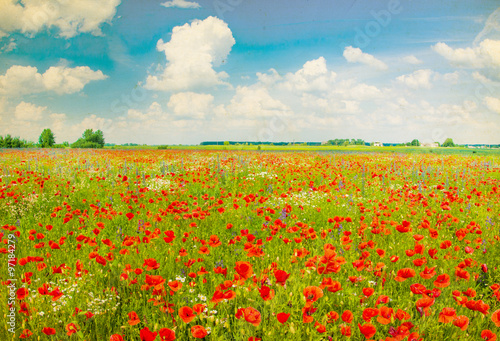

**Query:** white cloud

left=473, top=7, right=500, bottom=45
left=167, top=92, right=214, bottom=119
left=14, top=101, right=46, bottom=121
left=279, top=57, right=337, bottom=92
left=432, top=39, right=500, bottom=68
left=442, top=71, right=460, bottom=84
left=402, top=55, right=423, bottom=65
left=0, top=0, right=121, bottom=38
left=226, top=86, right=292, bottom=118
left=0, top=65, right=107, bottom=96
left=396, top=69, right=434, bottom=89
left=0, top=38, right=16, bottom=53
left=257, top=68, right=282, bottom=86
left=343, top=46, right=388, bottom=70
left=485, top=96, right=500, bottom=114
left=161, top=0, right=200, bottom=9
left=145, top=16, right=235, bottom=92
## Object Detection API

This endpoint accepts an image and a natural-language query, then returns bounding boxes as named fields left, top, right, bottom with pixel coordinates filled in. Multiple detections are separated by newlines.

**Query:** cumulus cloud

left=485, top=96, right=500, bottom=114
left=432, top=39, right=500, bottom=68
left=402, top=55, right=423, bottom=65
left=226, top=86, right=292, bottom=118
left=161, top=0, right=200, bottom=9
left=396, top=69, right=434, bottom=89
left=0, top=0, right=121, bottom=38
left=14, top=101, right=46, bottom=121
left=0, top=65, right=107, bottom=96
left=279, top=57, right=337, bottom=92
left=168, top=92, right=214, bottom=119
left=343, top=46, right=388, bottom=70
left=145, top=16, right=235, bottom=92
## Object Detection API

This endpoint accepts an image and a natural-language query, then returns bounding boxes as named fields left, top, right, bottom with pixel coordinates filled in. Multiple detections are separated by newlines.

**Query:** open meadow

left=1, top=149, right=500, bottom=340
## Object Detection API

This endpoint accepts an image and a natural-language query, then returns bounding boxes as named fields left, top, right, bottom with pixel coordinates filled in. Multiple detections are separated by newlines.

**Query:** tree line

left=0, top=128, right=105, bottom=149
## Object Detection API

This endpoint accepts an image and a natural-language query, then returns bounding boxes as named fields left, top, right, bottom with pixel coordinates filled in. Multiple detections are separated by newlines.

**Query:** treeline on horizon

left=1, top=131, right=499, bottom=149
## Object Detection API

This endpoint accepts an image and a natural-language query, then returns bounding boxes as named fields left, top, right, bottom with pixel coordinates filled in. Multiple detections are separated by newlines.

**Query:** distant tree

left=442, top=138, right=455, bottom=147
left=71, top=129, right=105, bottom=148
left=39, top=129, right=56, bottom=148
left=410, top=139, right=420, bottom=146
left=4, top=134, right=13, bottom=148
left=224, top=141, right=230, bottom=146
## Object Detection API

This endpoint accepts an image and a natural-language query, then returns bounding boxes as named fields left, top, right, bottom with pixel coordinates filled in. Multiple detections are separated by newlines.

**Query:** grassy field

left=1, top=149, right=499, bottom=340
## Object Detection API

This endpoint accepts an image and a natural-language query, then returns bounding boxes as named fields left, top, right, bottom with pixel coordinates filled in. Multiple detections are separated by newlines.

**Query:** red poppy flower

left=492, top=309, right=500, bottom=327
left=395, top=268, right=416, bottom=282
left=179, top=306, right=196, bottom=323
left=235, top=261, right=253, bottom=280
left=438, top=307, right=457, bottom=323
left=277, top=312, right=290, bottom=324
left=158, top=328, right=176, bottom=341
left=273, top=269, right=290, bottom=286
left=342, top=310, right=354, bottom=324
left=303, top=286, right=323, bottom=303
left=358, top=323, right=377, bottom=339
left=128, top=311, right=141, bottom=325
left=42, top=327, right=56, bottom=335
left=66, top=323, right=78, bottom=336
left=110, top=335, right=124, bottom=341
left=140, top=327, right=158, bottom=341
left=481, top=330, right=497, bottom=341
left=20, top=329, right=33, bottom=338
left=191, top=325, right=208, bottom=339
left=452, top=315, right=469, bottom=331
left=434, top=273, right=450, bottom=288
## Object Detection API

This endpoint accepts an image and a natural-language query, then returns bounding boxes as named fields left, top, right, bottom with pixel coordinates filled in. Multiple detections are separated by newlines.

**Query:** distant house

left=373, top=142, right=383, bottom=147
left=420, top=142, right=439, bottom=148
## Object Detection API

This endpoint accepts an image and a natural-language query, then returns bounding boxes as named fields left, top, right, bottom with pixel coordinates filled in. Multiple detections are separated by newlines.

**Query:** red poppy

left=358, top=323, right=376, bottom=339
left=492, top=309, right=500, bottom=327
left=303, top=286, right=323, bottom=303
left=258, top=285, right=275, bottom=301
left=452, top=315, right=469, bottom=331
left=42, top=327, right=56, bottom=335
left=158, top=328, right=176, bottom=341
left=20, top=329, right=33, bottom=339
left=243, top=307, right=261, bottom=326
left=179, top=306, right=196, bottom=323
left=377, top=306, right=393, bottom=325
left=438, top=307, right=457, bottom=323
left=191, top=325, right=208, bottom=339
left=481, top=330, right=497, bottom=341
left=395, top=268, right=416, bottom=282
left=342, top=310, right=354, bottom=324
left=274, top=269, right=290, bottom=286
left=66, top=323, right=78, bottom=336
left=110, top=335, right=124, bottom=341
left=140, top=327, right=158, bottom=341
left=235, top=261, right=253, bottom=280
left=128, top=311, right=141, bottom=325
left=434, top=273, right=450, bottom=288
left=277, top=312, right=290, bottom=324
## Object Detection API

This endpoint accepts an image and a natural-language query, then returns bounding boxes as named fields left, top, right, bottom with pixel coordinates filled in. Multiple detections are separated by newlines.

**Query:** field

left=1, top=149, right=500, bottom=340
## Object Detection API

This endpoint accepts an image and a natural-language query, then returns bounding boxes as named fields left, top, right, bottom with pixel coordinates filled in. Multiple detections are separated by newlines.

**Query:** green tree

left=39, top=129, right=56, bottom=148
left=442, top=138, right=455, bottom=147
left=411, top=139, right=420, bottom=146
left=71, top=129, right=105, bottom=148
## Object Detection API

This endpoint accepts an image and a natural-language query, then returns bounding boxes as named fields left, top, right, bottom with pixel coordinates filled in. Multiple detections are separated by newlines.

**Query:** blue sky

left=0, top=0, right=499, bottom=145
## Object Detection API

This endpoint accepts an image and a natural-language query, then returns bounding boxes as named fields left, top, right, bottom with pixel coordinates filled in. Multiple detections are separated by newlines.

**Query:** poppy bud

left=481, top=264, right=488, bottom=273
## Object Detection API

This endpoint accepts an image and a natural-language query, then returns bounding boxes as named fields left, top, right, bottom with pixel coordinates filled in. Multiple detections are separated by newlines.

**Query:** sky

left=0, top=0, right=499, bottom=145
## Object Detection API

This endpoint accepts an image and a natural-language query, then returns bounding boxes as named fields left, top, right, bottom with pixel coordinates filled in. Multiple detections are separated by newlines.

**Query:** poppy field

left=1, top=149, right=500, bottom=341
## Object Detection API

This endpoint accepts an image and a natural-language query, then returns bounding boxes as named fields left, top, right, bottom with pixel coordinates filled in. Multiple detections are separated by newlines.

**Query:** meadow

left=1, top=149, right=499, bottom=340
